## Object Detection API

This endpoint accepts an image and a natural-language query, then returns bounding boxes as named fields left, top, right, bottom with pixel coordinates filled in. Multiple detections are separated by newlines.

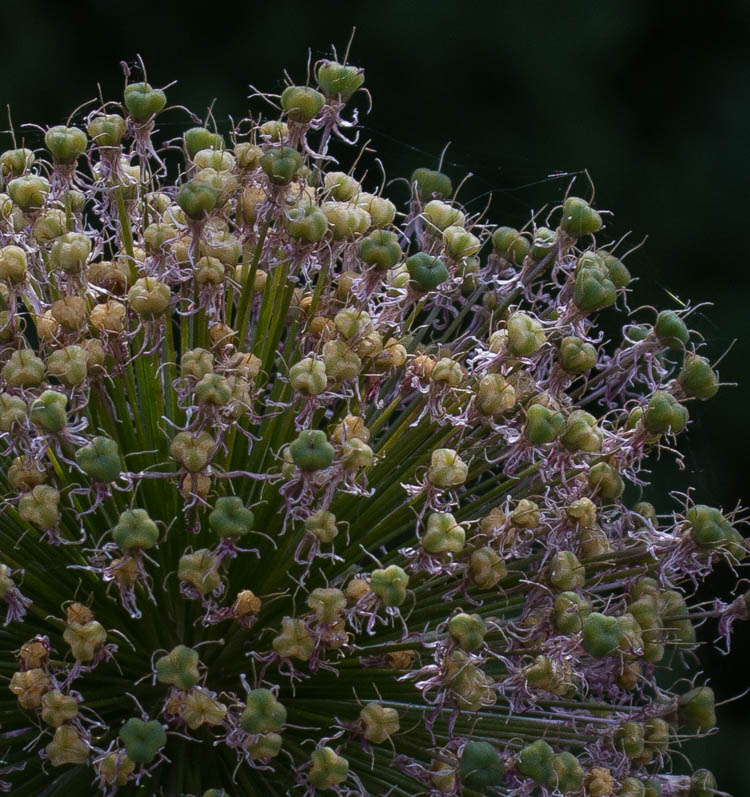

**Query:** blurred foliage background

left=1, top=0, right=748, bottom=789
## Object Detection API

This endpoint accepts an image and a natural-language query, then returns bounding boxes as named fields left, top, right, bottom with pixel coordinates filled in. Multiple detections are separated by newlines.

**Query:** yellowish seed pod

left=10, top=668, right=50, bottom=709
left=45, top=724, right=89, bottom=767
left=51, top=295, right=89, bottom=331
left=90, top=300, right=127, bottom=333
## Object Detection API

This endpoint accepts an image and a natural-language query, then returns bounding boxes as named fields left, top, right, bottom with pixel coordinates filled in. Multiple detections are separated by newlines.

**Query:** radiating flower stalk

left=0, top=49, right=745, bottom=797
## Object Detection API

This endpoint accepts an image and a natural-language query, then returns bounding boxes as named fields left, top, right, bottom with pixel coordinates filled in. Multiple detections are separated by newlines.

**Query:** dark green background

left=2, top=0, right=748, bottom=789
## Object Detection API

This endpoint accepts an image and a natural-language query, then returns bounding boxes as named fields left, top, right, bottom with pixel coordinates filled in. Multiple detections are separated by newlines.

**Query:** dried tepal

left=0, top=47, right=746, bottom=796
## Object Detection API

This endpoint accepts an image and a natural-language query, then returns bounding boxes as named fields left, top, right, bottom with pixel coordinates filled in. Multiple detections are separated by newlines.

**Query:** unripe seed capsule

left=459, top=741, right=504, bottom=792
left=45, top=125, right=87, bottom=163
left=582, top=612, right=624, bottom=657
left=560, top=196, right=603, bottom=238
left=118, top=717, right=167, bottom=764
left=124, top=82, right=167, bottom=121
left=281, top=85, right=325, bottom=122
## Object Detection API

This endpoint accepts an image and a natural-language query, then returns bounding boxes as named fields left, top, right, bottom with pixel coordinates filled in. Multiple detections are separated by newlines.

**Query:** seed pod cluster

left=0, top=50, right=743, bottom=796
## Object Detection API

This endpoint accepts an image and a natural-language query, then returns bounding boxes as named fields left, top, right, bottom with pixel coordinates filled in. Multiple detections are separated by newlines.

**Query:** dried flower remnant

left=0, top=45, right=745, bottom=797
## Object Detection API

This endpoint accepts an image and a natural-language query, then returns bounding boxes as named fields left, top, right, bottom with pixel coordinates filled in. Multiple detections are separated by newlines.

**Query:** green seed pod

left=643, top=390, right=688, bottom=435
left=308, top=746, right=349, bottom=790
left=118, top=717, right=167, bottom=764
left=124, top=82, right=167, bottom=122
left=0, top=393, right=27, bottom=431
left=304, top=509, right=338, bottom=543
left=170, top=430, right=215, bottom=472
left=49, top=232, right=92, bottom=274
left=45, top=724, right=89, bottom=767
left=689, top=769, right=717, bottom=797
left=524, top=403, right=565, bottom=445
left=289, top=357, right=327, bottom=396
left=476, top=373, right=516, bottom=416
left=616, top=721, right=645, bottom=758
left=63, top=617, right=107, bottom=662
left=260, top=147, right=303, bottom=185
left=562, top=409, right=602, bottom=452
left=644, top=778, right=662, bottom=797
left=245, top=732, right=283, bottom=760
left=178, top=550, right=221, bottom=595
left=285, top=203, right=329, bottom=243
left=423, top=200, right=465, bottom=231
left=548, top=550, right=585, bottom=591
left=618, top=777, right=646, bottom=797
left=41, top=690, right=78, bottom=728
left=128, top=277, right=171, bottom=318
left=75, top=437, right=121, bottom=483
left=18, top=485, right=60, bottom=529
left=184, top=127, right=224, bottom=158
left=325, top=171, right=360, bottom=201
left=317, top=60, right=364, bottom=101
left=0, top=147, right=35, bottom=177
left=240, top=688, right=287, bottom=734
left=443, top=226, right=481, bottom=260
left=340, top=438, right=373, bottom=470
left=582, top=612, right=624, bottom=657
left=272, top=616, right=314, bottom=660
left=46, top=345, right=88, bottom=387
left=492, top=226, right=530, bottom=264
left=588, top=462, right=625, bottom=500
left=0, top=244, right=27, bottom=283
left=87, top=114, right=127, bottom=148
left=194, top=148, right=235, bottom=172
left=507, top=312, right=545, bottom=357
left=32, top=209, right=67, bottom=243
left=531, top=226, right=557, bottom=260
left=516, top=738, right=554, bottom=785
left=289, top=429, right=335, bottom=471
left=307, top=587, right=346, bottom=624
left=45, top=125, right=88, bottom=164
left=281, top=85, right=325, bottom=123
left=599, top=251, right=631, bottom=288
left=2, top=349, right=46, bottom=387
left=449, top=612, right=487, bottom=651
left=156, top=645, right=201, bottom=690
left=678, top=686, right=716, bottom=732
left=686, top=504, right=734, bottom=549
left=8, top=174, right=49, bottom=210
left=323, top=340, right=362, bottom=382
left=678, top=354, right=719, bottom=400
left=359, top=229, right=402, bottom=270
left=181, top=348, right=214, bottom=379
left=192, top=168, right=238, bottom=208
left=410, top=168, right=452, bottom=202
left=194, top=372, right=232, bottom=404
left=559, top=336, right=598, bottom=374
left=550, top=751, right=583, bottom=793
left=431, top=357, right=463, bottom=387
left=427, top=448, right=468, bottom=488
left=113, top=508, right=159, bottom=550
left=553, top=591, right=591, bottom=634
left=370, top=565, right=409, bottom=607
left=459, top=741, right=504, bottom=793
left=359, top=702, right=400, bottom=744
left=359, top=193, right=396, bottom=227
left=469, top=547, right=507, bottom=590
left=192, top=254, right=225, bottom=287
left=209, top=496, right=254, bottom=538
left=560, top=196, right=603, bottom=238
left=177, top=180, right=218, bottom=220
left=406, top=252, right=450, bottom=292
left=574, top=256, right=616, bottom=313
left=654, top=309, right=689, bottom=349
left=423, top=512, right=465, bottom=554
left=30, top=390, right=68, bottom=433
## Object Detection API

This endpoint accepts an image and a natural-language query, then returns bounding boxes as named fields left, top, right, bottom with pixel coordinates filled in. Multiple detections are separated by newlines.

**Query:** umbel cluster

left=0, top=50, right=745, bottom=796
